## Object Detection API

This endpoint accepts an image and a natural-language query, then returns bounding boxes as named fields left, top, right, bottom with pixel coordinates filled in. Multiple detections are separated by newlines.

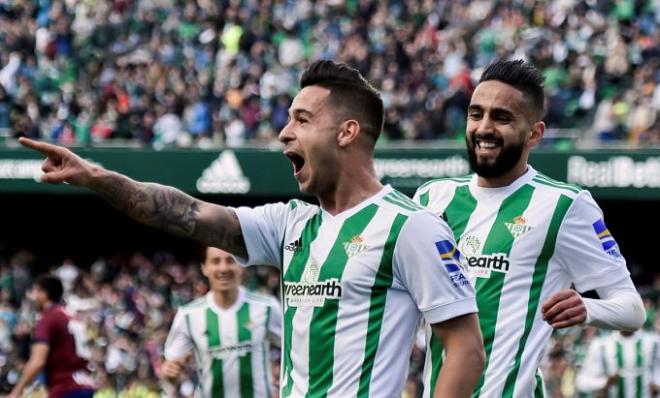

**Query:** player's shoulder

left=284, top=199, right=321, bottom=219
left=378, top=189, right=450, bottom=232
left=530, top=171, right=585, bottom=199
left=179, top=295, right=209, bottom=313
left=243, top=288, right=279, bottom=309
left=415, top=174, right=473, bottom=194
left=379, top=188, right=428, bottom=216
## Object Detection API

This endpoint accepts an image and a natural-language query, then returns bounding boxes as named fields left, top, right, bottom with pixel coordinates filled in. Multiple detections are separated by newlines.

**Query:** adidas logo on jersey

left=284, top=279, right=343, bottom=307
left=285, top=238, right=302, bottom=252
left=466, top=253, right=510, bottom=279
left=196, top=150, right=251, bottom=193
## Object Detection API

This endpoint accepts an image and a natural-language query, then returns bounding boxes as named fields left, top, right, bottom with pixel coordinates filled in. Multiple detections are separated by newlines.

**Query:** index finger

left=18, top=137, right=62, bottom=158
left=541, top=290, right=573, bottom=312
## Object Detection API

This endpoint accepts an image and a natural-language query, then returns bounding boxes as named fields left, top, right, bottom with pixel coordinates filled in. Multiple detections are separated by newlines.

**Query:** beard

left=466, top=133, right=525, bottom=178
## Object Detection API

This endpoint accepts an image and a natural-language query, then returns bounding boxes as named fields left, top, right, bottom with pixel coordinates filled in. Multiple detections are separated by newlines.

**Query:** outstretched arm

left=19, top=138, right=247, bottom=258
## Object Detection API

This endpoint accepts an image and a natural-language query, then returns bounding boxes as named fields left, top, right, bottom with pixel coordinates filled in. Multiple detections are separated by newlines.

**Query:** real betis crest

left=343, top=235, right=368, bottom=258
left=505, top=216, right=533, bottom=239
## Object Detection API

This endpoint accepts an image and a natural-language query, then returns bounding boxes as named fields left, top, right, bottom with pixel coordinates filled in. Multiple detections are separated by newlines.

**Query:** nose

left=475, top=114, right=495, bottom=135
left=278, top=121, right=295, bottom=144
left=217, top=260, right=231, bottom=273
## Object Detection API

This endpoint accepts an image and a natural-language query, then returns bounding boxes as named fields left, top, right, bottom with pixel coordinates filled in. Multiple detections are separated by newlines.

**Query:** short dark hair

left=300, top=60, right=384, bottom=144
left=479, top=59, right=545, bottom=121
left=34, top=275, right=64, bottom=303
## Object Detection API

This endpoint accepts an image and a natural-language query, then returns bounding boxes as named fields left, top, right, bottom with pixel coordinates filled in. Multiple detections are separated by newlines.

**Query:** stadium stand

left=0, top=0, right=658, bottom=147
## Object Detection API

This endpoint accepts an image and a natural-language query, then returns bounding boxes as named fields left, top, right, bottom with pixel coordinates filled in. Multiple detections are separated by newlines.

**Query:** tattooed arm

left=19, top=138, right=247, bottom=257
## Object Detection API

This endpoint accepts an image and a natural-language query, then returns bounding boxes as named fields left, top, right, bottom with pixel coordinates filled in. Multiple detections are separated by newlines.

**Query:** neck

left=476, top=161, right=529, bottom=188
left=212, top=288, right=239, bottom=309
left=318, top=157, right=383, bottom=215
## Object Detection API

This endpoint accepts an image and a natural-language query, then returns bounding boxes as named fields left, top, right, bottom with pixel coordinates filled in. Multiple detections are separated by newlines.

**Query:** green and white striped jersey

left=577, top=331, right=660, bottom=398
left=413, top=166, right=631, bottom=398
left=164, top=288, right=282, bottom=398
left=235, top=185, right=477, bottom=397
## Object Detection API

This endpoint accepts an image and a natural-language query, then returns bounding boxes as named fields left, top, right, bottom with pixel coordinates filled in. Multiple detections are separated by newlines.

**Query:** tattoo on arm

left=194, top=208, right=248, bottom=259
left=89, top=172, right=247, bottom=258
left=92, top=173, right=200, bottom=237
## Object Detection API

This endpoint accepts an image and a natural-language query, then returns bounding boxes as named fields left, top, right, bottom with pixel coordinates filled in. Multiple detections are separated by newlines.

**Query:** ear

left=527, top=121, right=545, bottom=148
left=337, top=119, right=361, bottom=147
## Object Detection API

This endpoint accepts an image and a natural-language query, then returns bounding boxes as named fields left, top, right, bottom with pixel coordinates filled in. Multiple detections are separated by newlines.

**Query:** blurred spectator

left=0, top=0, right=657, bottom=148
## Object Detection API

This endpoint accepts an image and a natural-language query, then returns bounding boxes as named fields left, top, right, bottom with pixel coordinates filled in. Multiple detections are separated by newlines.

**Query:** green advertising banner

left=0, top=147, right=659, bottom=199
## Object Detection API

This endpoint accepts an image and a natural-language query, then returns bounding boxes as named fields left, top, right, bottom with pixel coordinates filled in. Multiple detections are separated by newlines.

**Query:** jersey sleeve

left=33, top=314, right=53, bottom=344
left=554, top=191, right=630, bottom=292
left=392, top=211, right=477, bottom=325
left=267, top=297, right=283, bottom=343
left=234, top=202, right=290, bottom=268
left=164, top=309, right=193, bottom=361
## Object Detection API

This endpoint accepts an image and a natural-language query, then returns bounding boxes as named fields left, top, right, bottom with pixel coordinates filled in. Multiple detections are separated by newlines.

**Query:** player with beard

left=414, top=59, right=645, bottom=398
left=7, top=275, right=95, bottom=398
left=18, top=60, right=485, bottom=397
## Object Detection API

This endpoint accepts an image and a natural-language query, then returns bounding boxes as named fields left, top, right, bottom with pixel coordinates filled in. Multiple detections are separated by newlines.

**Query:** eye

left=298, top=118, right=308, bottom=124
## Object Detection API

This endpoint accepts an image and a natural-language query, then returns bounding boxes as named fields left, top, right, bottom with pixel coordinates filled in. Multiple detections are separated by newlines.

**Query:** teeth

left=478, top=142, right=498, bottom=149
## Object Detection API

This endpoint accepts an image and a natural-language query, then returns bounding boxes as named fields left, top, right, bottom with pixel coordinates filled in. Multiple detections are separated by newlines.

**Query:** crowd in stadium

left=0, top=0, right=659, bottom=147
left=0, top=249, right=283, bottom=397
left=0, top=248, right=656, bottom=397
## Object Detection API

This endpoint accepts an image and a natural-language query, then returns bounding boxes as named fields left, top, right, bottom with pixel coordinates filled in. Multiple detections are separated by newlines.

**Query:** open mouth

left=285, top=152, right=306, bottom=176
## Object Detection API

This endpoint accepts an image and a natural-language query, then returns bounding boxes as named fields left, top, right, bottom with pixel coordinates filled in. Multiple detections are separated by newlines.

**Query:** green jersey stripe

left=383, top=194, right=418, bottom=212
left=418, top=176, right=471, bottom=192
left=502, top=194, right=573, bottom=397
left=616, top=341, right=625, bottom=398
left=391, top=190, right=424, bottom=210
left=429, top=184, right=477, bottom=391
left=532, top=177, right=577, bottom=193
left=636, top=339, right=642, bottom=398
left=282, top=212, right=323, bottom=397
left=307, top=204, right=380, bottom=397
left=238, top=303, right=253, bottom=398
left=444, top=185, right=478, bottom=240
left=472, top=184, right=535, bottom=397
left=534, top=372, right=545, bottom=398
left=533, top=175, right=581, bottom=194
left=263, top=307, right=272, bottom=398
left=207, top=309, right=225, bottom=398
left=419, top=191, right=430, bottom=207
left=534, top=173, right=581, bottom=192
left=357, top=213, right=408, bottom=395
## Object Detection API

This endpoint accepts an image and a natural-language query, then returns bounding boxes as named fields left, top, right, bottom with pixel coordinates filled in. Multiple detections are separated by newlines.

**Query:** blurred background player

left=576, top=330, right=660, bottom=398
left=6, top=275, right=95, bottom=398
left=414, top=59, right=646, bottom=397
left=161, top=246, right=281, bottom=398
